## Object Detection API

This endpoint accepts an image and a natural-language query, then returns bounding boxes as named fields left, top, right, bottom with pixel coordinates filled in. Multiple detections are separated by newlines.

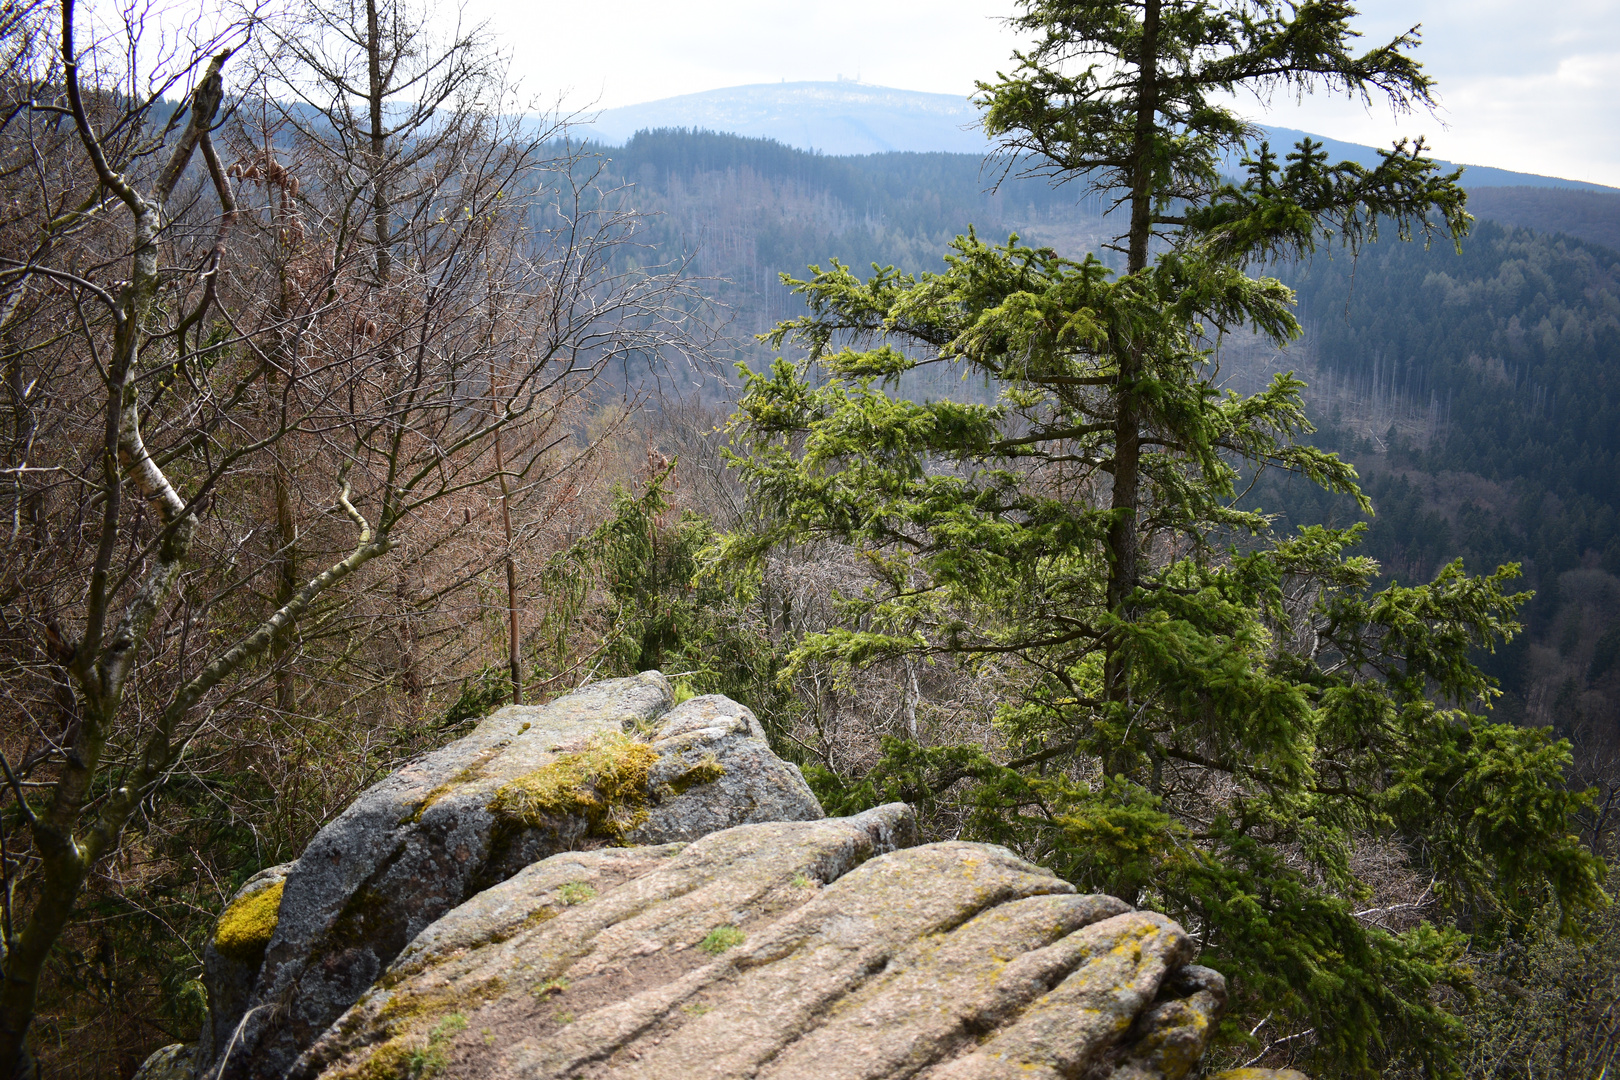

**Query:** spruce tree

left=722, top=0, right=1608, bottom=1073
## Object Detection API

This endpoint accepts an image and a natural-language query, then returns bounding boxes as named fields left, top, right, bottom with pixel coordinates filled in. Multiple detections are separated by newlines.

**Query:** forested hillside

left=1465, top=187, right=1620, bottom=252
left=595, top=130, right=1111, bottom=343
left=1260, top=223, right=1620, bottom=768
left=597, top=129, right=1620, bottom=775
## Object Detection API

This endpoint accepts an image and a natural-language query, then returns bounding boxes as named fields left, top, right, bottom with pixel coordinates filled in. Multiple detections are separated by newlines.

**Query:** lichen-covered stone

left=199, top=674, right=822, bottom=1080
left=1210, top=1071, right=1311, bottom=1080
left=289, top=805, right=1224, bottom=1080
left=131, top=1042, right=194, bottom=1080
left=1101, top=966, right=1227, bottom=1080
left=198, top=863, right=293, bottom=1070
left=629, top=693, right=823, bottom=844
left=213, top=879, right=286, bottom=963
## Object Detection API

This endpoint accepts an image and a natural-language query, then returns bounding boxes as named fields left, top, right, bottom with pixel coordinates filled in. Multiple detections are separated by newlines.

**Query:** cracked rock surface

left=291, top=804, right=1228, bottom=1080
left=200, top=674, right=821, bottom=1080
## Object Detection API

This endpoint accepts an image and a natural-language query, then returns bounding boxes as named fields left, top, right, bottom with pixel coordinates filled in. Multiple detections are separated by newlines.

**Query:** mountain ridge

left=586, top=81, right=1617, bottom=194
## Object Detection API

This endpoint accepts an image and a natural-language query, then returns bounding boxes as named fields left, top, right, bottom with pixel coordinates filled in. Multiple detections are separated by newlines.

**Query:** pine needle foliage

left=720, top=0, right=1608, bottom=1073
left=532, top=473, right=796, bottom=729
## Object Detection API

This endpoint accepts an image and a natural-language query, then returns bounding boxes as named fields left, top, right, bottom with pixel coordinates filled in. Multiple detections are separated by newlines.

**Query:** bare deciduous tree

left=0, top=0, right=700, bottom=1069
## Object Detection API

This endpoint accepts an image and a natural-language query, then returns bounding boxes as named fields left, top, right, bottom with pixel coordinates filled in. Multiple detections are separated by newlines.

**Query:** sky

left=460, top=0, right=1620, bottom=188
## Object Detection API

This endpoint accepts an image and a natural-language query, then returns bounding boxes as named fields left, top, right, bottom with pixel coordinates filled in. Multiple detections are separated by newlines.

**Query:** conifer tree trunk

left=1105, top=0, right=1159, bottom=705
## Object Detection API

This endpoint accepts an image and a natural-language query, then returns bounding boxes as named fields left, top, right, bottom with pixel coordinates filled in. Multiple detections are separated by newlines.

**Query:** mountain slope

left=1464, top=187, right=1620, bottom=252
left=586, top=128, right=1620, bottom=793
left=587, top=82, right=1618, bottom=194
left=591, top=82, right=984, bottom=156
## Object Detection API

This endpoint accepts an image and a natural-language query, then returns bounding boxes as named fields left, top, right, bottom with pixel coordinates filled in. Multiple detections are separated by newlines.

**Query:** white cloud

left=461, top=0, right=1619, bottom=186
left=1238, top=0, right=1620, bottom=185
left=464, top=0, right=1024, bottom=110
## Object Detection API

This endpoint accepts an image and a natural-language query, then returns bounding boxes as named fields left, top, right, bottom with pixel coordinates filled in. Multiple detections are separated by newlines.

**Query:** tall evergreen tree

left=723, top=0, right=1607, bottom=1073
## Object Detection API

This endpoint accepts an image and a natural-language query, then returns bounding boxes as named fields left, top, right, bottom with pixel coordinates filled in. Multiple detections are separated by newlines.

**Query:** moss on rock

left=487, top=733, right=658, bottom=842
left=214, top=880, right=285, bottom=965
left=399, top=761, right=492, bottom=825
left=670, top=754, right=725, bottom=795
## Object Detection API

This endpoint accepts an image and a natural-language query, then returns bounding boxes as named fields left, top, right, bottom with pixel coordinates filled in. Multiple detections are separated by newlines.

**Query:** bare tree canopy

left=0, top=0, right=704, bottom=1069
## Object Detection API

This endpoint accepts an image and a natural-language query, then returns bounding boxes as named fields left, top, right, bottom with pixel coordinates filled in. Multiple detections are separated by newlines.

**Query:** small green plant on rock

left=532, top=976, right=570, bottom=998
left=558, top=881, right=596, bottom=905
left=699, top=925, right=745, bottom=955
left=400, top=1013, right=466, bottom=1078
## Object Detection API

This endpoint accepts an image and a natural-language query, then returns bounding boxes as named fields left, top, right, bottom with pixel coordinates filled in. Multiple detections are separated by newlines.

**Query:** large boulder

left=200, top=673, right=821, bottom=1080
left=130, top=1043, right=195, bottom=1080
left=290, top=804, right=1228, bottom=1080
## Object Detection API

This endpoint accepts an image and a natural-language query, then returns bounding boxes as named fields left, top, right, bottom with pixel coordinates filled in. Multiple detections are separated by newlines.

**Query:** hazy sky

left=463, top=0, right=1620, bottom=187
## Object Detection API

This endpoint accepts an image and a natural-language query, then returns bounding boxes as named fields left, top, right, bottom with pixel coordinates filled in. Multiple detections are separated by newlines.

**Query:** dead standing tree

left=242, top=0, right=650, bottom=709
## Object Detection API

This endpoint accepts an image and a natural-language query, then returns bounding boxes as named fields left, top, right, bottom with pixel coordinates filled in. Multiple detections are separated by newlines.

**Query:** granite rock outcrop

left=126, top=672, right=1298, bottom=1080
left=197, top=674, right=820, bottom=1080
left=292, top=804, right=1228, bottom=1080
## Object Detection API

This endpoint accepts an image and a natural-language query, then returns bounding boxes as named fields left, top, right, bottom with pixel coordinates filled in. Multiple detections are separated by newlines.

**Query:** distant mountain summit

left=586, top=81, right=1616, bottom=194
left=590, top=81, right=986, bottom=156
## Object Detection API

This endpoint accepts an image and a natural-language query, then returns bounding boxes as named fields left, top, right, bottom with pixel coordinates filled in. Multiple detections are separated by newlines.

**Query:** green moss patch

left=400, top=761, right=491, bottom=825
left=214, top=880, right=285, bottom=965
left=699, top=925, right=745, bottom=955
left=670, top=754, right=725, bottom=795
left=487, top=733, right=658, bottom=842
left=379, top=976, right=507, bottom=1025
left=331, top=1037, right=415, bottom=1080
left=335, top=1013, right=465, bottom=1080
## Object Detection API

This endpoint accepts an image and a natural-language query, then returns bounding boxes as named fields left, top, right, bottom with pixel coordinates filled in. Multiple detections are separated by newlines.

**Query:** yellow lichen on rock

left=670, top=753, right=725, bottom=795
left=214, top=880, right=285, bottom=964
left=487, top=733, right=658, bottom=842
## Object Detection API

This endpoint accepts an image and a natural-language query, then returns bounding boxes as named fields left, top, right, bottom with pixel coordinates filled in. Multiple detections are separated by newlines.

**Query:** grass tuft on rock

left=558, top=881, right=596, bottom=905
left=699, top=925, right=745, bottom=955
left=213, top=879, right=285, bottom=965
left=487, top=732, right=658, bottom=842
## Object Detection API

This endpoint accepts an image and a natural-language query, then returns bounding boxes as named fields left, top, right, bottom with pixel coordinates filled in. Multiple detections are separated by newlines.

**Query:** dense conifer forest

left=1265, top=225, right=1620, bottom=758
left=591, top=128, right=1620, bottom=789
